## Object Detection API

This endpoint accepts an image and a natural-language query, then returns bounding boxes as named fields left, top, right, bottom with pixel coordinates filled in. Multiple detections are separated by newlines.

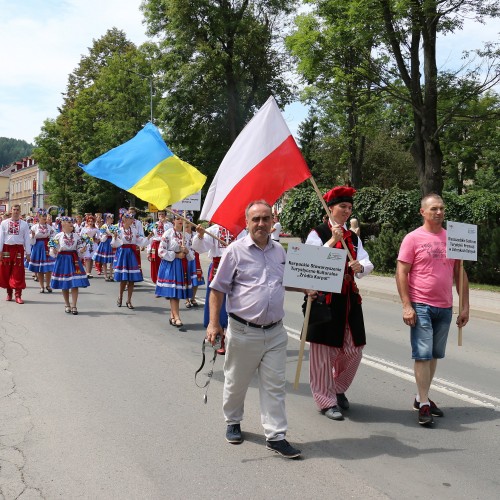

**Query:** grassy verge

left=372, top=272, right=500, bottom=293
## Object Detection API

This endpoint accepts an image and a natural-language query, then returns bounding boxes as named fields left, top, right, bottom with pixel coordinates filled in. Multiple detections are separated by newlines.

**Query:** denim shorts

left=410, top=303, right=453, bottom=360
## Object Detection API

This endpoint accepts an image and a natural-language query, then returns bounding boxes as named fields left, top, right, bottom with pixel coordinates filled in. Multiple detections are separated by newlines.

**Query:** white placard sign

left=446, top=221, right=478, bottom=261
left=172, top=191, right=202, bottom=211
left=283, top=242, right=347, bottom=293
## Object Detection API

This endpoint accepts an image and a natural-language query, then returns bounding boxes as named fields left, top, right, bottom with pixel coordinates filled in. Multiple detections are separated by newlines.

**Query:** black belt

left=229, top=313, right=281, bottom=330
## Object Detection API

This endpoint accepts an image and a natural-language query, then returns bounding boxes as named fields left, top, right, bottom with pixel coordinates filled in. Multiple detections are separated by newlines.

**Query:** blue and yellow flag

left=79, top=123, right=206, bottom=209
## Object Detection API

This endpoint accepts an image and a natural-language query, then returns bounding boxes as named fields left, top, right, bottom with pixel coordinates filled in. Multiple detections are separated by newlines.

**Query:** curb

left=358, top=287, right=500, bottom=323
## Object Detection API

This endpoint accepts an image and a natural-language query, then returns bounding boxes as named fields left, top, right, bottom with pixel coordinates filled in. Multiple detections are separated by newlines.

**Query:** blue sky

left=0, top=0, right=498, bottom=145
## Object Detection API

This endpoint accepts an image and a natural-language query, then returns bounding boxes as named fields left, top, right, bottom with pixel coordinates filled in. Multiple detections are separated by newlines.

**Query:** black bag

left=302, top=292, right=332, bottom=325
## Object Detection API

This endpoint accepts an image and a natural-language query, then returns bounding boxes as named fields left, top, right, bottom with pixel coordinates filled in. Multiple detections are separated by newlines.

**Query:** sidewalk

left=357, top=274, right=499, bottom=323
left=280, top=237, right=499, bottom=322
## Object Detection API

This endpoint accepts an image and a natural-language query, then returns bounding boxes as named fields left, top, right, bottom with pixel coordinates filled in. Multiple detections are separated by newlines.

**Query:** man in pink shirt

left=396, top=194, right=470, bottom=426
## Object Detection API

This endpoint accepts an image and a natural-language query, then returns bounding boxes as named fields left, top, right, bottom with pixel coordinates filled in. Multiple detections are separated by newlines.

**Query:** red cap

left=323, top=186, right=356, bottom=206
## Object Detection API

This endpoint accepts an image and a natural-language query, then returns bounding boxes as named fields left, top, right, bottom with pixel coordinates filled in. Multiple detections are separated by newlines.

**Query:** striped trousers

left=309, top=326, right=363, bottom=410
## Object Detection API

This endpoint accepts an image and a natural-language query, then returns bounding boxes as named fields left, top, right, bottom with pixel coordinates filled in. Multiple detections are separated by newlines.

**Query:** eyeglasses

left=250, top=216, right=271, bottom=223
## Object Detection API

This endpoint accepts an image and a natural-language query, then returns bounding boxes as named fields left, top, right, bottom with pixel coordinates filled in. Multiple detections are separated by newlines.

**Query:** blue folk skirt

left=50, top=252, right=89, bottom=289
left=155, top=258, right=192, bottom=299
left=113, top=246, right=143, bottom=282
left=28, top=239, right=55, bottom=273
left=188, top=254, right=205, bottom=287
left=203, top=263, right=228, bottom=328
left=94, top=239, right=114, bottom=264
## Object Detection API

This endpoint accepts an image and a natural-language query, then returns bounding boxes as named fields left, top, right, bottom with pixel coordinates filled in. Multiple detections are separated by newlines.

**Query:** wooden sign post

left=446, top=221, right=478, bottom=346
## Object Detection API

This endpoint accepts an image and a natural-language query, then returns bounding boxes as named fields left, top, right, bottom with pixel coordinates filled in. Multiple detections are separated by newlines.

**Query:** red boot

left=14, top=290, right=24, bottom=304
left=6, top=288, right=13, bottom=301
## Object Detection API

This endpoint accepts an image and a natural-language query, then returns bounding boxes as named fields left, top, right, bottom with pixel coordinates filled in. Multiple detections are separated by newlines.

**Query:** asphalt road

left=0, top=264, right=498, bottom=499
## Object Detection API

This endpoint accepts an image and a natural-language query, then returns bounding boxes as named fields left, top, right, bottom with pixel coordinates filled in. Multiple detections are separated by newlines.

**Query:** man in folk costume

left=0, top=204, right=32, bottom=304
left=304, top=186, right=373, bottom=420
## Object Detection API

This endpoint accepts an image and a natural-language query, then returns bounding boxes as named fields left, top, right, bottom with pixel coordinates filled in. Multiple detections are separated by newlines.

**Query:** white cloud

left=0, top=2, right=497, bottom=145
left=0, top=0, right=147, bottom=143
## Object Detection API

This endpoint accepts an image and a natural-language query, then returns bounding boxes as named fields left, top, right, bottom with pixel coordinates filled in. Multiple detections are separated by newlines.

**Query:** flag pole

left=294, top=177, right=357, bottom=389
left=164, top=207, right=227, bottom=246
left=458, top=260, right=464, bottom=346
left=182, top=210, right=186, bottom=247
left=294, top=295, right=312, bottom=390
left=309, top=176, right=354, bottom=263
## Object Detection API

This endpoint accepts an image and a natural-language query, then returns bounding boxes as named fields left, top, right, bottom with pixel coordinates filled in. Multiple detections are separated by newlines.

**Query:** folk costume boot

left=14, top=290, right=24, bottom=304
left=6, top=288, right=13, bottom=301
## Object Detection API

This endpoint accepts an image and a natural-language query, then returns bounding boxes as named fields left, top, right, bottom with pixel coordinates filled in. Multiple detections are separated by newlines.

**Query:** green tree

left=296, top=108, right=319, bottom=172
left=288, top=0, right=500, bottom=195
left=0, top=138, right=33, bottom=167
left=34, top=29, right=153, bottom=214
left=141, top=0, right=296, bottom=182
left=440, top=92, right=500, bottom=194
left=287, top=3, right=378, bottom=187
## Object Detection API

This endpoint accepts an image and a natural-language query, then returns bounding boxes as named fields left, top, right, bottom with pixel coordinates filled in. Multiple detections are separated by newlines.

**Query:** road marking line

left=142, top=288, right=499, bottom=412
left=284, top=325, right=500, bottom=411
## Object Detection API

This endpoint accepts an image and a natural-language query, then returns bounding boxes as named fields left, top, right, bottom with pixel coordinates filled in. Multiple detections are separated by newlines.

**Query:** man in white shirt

left=0, top=204, right=32, bottom=303
left=207, top=200, right=301, bottom=459
left=270, top=214, right=282, bottom=242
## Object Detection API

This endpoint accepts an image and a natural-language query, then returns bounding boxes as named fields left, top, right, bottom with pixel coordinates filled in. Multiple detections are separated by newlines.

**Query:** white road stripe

left=283, top=324, right=500, bottom=411
left=141, top=285, right=500, bottom=412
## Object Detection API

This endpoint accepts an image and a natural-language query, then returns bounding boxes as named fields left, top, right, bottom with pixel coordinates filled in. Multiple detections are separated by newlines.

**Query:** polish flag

left=200, top=96, right=311, bottom=235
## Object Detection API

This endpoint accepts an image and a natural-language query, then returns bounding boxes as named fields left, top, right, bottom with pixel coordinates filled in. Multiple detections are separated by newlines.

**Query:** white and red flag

left=200, top=96, right=312, bottom=235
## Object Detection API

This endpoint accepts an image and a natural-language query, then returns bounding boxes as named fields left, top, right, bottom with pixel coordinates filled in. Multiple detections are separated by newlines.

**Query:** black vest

left=305, top=223, right=366, bottom=348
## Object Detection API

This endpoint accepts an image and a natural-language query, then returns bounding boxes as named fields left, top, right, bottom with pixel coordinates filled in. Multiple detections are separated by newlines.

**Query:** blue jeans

left=410, top=303, right=453, bottom=360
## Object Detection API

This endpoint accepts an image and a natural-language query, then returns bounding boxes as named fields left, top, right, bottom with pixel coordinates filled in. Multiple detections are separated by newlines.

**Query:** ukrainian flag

left=79, top=123, right=206, bottom=209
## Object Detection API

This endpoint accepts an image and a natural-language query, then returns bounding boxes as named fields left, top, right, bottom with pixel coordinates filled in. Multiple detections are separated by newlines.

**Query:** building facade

left=4, top=157, right=48, bottom=215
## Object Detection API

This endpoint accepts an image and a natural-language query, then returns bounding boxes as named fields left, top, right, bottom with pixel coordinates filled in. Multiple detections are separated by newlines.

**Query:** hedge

left=280, top=186, right=500, bottom=285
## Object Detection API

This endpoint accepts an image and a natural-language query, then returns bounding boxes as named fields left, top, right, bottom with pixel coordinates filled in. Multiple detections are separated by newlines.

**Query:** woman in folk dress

left=147, top=210, right=172, bottom=284
left=155, top=215, right=194, bottom=327
left=184, top=222, right=205, bottom=308
left=28, top=211, right=56, bottom=293
left=49, top=217, right=90, bottom=315
left=94, top=213, right=116, bottom=281
left=80, top=215, right=100, bottom=278
left=111, top=213, right=149, bottom=309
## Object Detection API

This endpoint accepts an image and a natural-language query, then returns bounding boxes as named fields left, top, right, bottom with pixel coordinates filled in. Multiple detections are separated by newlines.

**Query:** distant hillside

left=0, top=137, right=34, bottom=167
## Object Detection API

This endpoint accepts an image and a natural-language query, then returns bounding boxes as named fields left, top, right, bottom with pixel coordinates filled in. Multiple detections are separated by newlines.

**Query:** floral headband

left=61, top=216, right=74, bottom=223
left=122, top=213, right=134, bottom=219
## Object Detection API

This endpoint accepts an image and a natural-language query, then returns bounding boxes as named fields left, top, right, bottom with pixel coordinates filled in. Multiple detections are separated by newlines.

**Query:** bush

left=364, top=225, right=407, bottom=274
left=280, top=185, right=324, bottom=242
left=280, top=185, right=500, bottom=284
left=465, top=225, right=500, bottom=285
left=354, top=187, right=387, bottom=223
left=376, top=189, right=422, bottom=231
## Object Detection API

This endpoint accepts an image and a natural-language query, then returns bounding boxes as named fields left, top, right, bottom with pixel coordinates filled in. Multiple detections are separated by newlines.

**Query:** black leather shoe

left=226, top=424, right=243, bottom=444
left=266, top=439, right=301, bottom=459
